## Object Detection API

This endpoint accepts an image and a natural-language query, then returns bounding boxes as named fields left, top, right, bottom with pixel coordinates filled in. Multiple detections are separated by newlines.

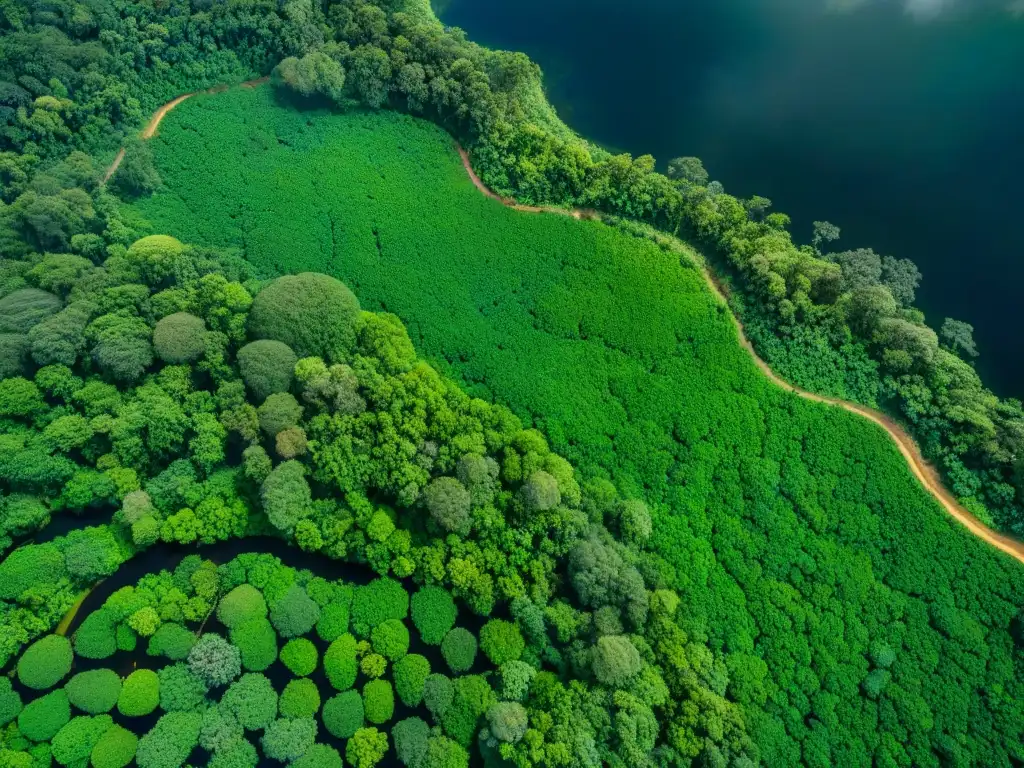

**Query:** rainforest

left=1, top=1, right=1023, bottom=767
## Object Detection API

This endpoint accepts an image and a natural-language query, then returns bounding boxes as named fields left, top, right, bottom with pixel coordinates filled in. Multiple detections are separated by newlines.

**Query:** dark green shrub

left=322, top=690, right=363, bottom=739
left=17, top=635, right=73, bottom=690
left=323, top=634, right=358, bottom=691
left=118, top=669, right=160, bottom=717
left=188, top=633, right=242, bottom=687
left=247, top=273, right=360, bottom=362
left=280, top=638, right=318, bottom=676
left=362, top=680, right=394, bottom=725
left=392, top=717, right=429, bottom=768
left=216, top=584, right=267, bottom=629
left=351, top=579, right=408, bottom=633
left=0, top=332, right=28, bottom=378
left=157, top=663, right=208, bottom=712
left=479, top=620, right=524, bottom=666
left=292, top=743, right=342, bottom=768
left=279, top=678, right=321, bottom=719
left=440, top=629, right=477, bottom=675
left=237, top=340, right=297, bottom=402
left=136, top=711, right=202, bottom=768
left=423, top=674, right=454, bottom=719
left=65, top=669, right=122, bottom=714
left=51, top=714, right=113, bottom=767
left=411, top=587, right=457, bottom=646
left=152, top=312, right=206, bottom=363
left=394, top=654, right=430, bottom=708
left=261, top=717, right=317, bottom=763
left=222, top=673, right=278, bottom=730
left=441, top=676, right=494, bottom=748
left=91, top=724, right=138, bottom=768
left=0, top=678, right=21, bottom=727
left=229, top=617, right=278, bottom=671
left=316, top=602, right=350, bottom=642
left=270, top=584, right=320, bottom=638
left=0, top=288, right=61, bottom=334
left=371, top=618, right=409, bottom=661
left=18, top=689, right=69, bottom=741
left=0, top=543, right=66, bottom=600
left=146, top=622, right=197, bottom=661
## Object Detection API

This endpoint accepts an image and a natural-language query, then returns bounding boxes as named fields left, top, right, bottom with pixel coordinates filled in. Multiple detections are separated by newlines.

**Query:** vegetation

left=1, top=0, right=1023, bottom=763
left=123, top=87, right=1024, bottom=765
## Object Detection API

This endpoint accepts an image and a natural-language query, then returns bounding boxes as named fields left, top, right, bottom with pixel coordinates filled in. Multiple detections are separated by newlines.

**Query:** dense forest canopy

left=0, top=0, right=1023, bottom=766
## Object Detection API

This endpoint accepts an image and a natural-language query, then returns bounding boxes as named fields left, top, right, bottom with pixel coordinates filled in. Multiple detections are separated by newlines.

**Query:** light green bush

left=17, top=635, right=73, bottom=690
left=117, top=669, right=160, bottom=717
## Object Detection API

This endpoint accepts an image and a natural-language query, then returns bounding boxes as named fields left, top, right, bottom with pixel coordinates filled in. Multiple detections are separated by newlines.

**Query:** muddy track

left=101, top=80, right=1024, bottom=566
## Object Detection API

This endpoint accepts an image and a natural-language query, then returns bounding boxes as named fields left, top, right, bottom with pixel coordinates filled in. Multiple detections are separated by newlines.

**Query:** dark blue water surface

left=435, top=0, right=1024, bottom=395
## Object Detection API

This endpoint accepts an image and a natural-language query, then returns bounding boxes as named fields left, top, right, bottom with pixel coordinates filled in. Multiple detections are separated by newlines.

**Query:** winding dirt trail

left=455, top=146, right=1024, bottom=566
left=100, top=81, right=1024, bottom=565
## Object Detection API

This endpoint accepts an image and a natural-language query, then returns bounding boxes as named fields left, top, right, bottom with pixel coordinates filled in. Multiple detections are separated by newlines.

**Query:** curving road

left=103, top=81, right=1024, bottom=566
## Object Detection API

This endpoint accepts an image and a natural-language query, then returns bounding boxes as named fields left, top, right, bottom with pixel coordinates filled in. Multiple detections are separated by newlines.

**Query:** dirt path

left=456, top=146, right=1024, bottom=565
left=102, top=78, right=269, bottom=184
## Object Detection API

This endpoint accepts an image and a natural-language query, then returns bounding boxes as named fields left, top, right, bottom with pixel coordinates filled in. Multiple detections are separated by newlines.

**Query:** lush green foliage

left=237, top=340, right=297, bottom=402
left=91, top=725, right=139, bottom=768
left=117, top=670, right=160, bottom=717
left=279, top=678, right=321, bottom=719
left=17, top=690, right=69, bottom=741
left=0, top=679, right=20, bottom=727
left=324, top=634, right=359, bottom=692
left=217, top=584, right=268, bottom=629
left=65, top=669, right=122, bottom=714
left=187, top=633, right=242, bottom=688
left=440, top=628, right=477, bottom=675
left=411, top=586, right=457, bottom=646
left=280, top=637, right=319, bottom=677
left=478, top=619, right=524, bottom=666
left=323, top=691, right=364, bottom=740
left=394, top=654, right=431, bottom=707
left=248, top=273, right=361, bottom=362
left=16, top=635, right=72, bottom=690
left=351, top=579, right=409, bottom=634
left=230, top=618, right=278, bottom=672
left=370, top=618, right=409, bottom=661
left=361, top=680, right=394, bottom=726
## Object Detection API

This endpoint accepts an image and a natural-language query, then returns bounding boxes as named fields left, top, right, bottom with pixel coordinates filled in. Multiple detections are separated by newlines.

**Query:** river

left=434, top=0, right=1024, bottom=395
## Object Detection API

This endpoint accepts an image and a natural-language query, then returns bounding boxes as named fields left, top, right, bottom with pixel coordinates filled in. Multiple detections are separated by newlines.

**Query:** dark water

left=435, top=0, right=1024, bottom=395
